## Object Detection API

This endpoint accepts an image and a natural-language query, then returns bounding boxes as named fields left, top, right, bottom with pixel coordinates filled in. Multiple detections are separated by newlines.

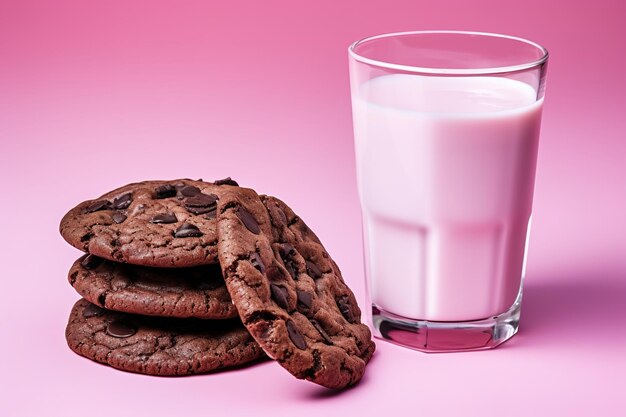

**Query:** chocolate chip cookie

left=216, top=189, right=375, bottom=389
left=60, top=179, right=239, bottom=268
left=65, top=299, right=264, bottom=376
left=69, top=254, right=237, bottom=319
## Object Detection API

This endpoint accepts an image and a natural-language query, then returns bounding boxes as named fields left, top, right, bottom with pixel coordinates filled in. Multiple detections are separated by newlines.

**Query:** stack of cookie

left=60, top=179, right=374, bottom=389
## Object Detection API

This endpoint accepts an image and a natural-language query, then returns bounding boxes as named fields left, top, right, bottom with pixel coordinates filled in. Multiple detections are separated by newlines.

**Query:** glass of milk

left=349, top=31, right=548, bottom=352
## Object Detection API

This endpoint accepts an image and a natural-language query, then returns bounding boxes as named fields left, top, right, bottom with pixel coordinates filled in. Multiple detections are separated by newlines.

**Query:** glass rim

left=348, top=30, right=549, bottom=75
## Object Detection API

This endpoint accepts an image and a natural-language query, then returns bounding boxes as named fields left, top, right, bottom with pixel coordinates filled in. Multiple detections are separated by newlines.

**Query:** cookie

left=68, top=254, right=237, bottom=319
left=65, top=299, right=264, bottom=376
left=60, top=178, right=239, bottom=268
left=216, top=189, right=375, bottom=389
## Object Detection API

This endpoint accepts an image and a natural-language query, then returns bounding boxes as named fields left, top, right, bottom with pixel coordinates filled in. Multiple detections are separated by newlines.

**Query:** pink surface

left=1, top=1, right=625, bottom=416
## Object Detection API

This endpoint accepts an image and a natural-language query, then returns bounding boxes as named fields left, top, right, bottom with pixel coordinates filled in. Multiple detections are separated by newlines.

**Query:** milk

left=352, top=74, right=543, bottom=322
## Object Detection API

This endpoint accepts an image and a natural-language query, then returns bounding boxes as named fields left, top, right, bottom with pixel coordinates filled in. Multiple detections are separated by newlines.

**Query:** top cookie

left=60, top=179, right=238, bottom=268
left=217, top=188, right=375, bottom=389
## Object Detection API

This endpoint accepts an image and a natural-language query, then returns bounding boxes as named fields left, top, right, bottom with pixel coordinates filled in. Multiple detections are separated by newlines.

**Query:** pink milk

left=352, top=74, right=543, bottom=322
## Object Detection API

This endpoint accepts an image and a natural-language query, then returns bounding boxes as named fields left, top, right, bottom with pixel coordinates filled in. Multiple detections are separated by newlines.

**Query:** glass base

left=372, top=295, right=521, bottom=352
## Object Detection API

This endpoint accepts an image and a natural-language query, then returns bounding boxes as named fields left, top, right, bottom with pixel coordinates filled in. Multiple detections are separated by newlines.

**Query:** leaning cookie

left=65, top=299, right=264, bottom=376
left=217, top=188, right=375, bottom=389
left=68, top=254, right=237, bottom=319
left=60, top=178, right=238, bottom=268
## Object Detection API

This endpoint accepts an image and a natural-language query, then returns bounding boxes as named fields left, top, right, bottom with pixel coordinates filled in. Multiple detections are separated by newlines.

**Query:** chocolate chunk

left=306, top=260, right=322, bottom=279
left=180, top=185, right=201, bottom=197
left=185, top=193, right=217, bottom=207
left=151, top=213, right=177, bottom=224
left=185, top=193, right=217, bottom=214
left=284, top=261, right=298, bottom=280
left=310, top=319, right=333, bottom=345
left=279, top=244, right=298, bottom=279
left=84, top=200, right=111, bottom=213
left=286, top=320, right=307, bottom=350
left=174, top=223, right=203, bottom=238
left=106, top=320, right=137, bottom=338
left=278, top=243, right=296, bottom=258
left=186, top=206, right=215, bottom=215
left=112, top=193, right=132, bottom=209
left=236, top=206, right=260, bottom=234
left=111, top=212, right=127, bottom=224
left=250, top=252, right=265, bottom=273
left=80, top=254, right=103, bottom=270
left=287, top=257, right=302, bottom=279
left=214, top=177, right=239, bottom=186
left=204, top=206, right=217, bottom=219
left=270, top=284, right=289, bottom=310
left=154, top=184, right=176, bottom=199
left=336, top=295, right=355, bottom=323
left=82, top=303, right=104, bottom=318
left=296, top=290, right=313, bottom=309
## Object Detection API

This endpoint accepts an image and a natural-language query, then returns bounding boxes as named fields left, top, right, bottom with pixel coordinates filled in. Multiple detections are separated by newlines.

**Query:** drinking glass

left=349, top=31, right=548, bottom=352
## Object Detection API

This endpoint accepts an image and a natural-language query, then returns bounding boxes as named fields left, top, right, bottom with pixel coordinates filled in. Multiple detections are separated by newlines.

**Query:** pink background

left=2, top=1, right=625, bottom=416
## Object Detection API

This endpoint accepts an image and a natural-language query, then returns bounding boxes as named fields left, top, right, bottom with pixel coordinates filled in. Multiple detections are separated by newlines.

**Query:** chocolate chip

left=285, top=261, right=298, bottom=280
left=204, top=206, right=217, bottom=219
left=250, top=252, right=265, bottom=273
left=155, top=184, right=176, bottom=199
left=82, top=303, right=104, bottom=318
left=310, top=319, right=333, bottom=345
left=112, top=193, right=132, bottom=209
left=278, top=243, right=296, bottom=258
left=95, top=291, right=106, bottom=306
left=151, top=213, right=177, bottom=224
left=306, top=260, right=322, bottom=279
left=186, top=206, right=215, bottom=215
left=185, top=193, right=217, bottom=214
left=84, top=200, right=111, bottom=213
left=69, top=271, right=78, bottom=285
left=185, top=193, right=217, bottom=207
left=174, top=223, right=202, bottom=238
left=336, top=295, right=356, bottom=323
left=180, top=185, right=201, bottom=197
left=111, top=212, right=127, bottom=224
left=106, top=320, right=137, bottom=338
left=296, top=290, right=313, bottom=309
left=270, top=284, right=289, bottom=310
left=279, top=244, right=298, bottom=279
left=214, top=177, right=239, bottom=186
left=236, top=206, right=260, bottom=234
left=80, top=254, right=103, bottom=270
left=286, top=320, right=307, bottom=350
